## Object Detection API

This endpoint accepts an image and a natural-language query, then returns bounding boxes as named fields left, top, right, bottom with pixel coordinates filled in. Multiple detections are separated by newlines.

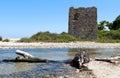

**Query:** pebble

left=0, top=42, right=120, bottom=49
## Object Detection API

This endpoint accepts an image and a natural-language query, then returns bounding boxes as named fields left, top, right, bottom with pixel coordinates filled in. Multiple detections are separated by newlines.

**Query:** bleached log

left=16, top=50, right=34, bottom=58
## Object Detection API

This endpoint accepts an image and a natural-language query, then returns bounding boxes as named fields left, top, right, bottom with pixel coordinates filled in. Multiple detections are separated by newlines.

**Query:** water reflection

left=14, top=63, right=40, bottom=72
left=96, top=48, right=120, bottom=58
left=19, top=48, right=69, bottom=61
left=0, top=62, right=39, bottom=75
left=68, top=48, right=100, bottom=59
left=68, top=48, right=120, bottom=59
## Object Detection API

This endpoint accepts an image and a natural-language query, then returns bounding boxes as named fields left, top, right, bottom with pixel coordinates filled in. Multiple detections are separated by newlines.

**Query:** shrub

left=3, top=39, right=9, bottom=42
left=98, top=30, right=120, bottom=43
left=99, top=30, right=120, bottom=40
left=18, top=37, right=31, bottom=42
left=19, top=31, right=77, bottom=42
left=0, top=36, right=2, bottom=41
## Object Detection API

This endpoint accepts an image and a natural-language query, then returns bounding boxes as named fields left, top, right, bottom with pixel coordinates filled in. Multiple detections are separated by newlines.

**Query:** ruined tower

left=68, top=7, right=97, bottom=39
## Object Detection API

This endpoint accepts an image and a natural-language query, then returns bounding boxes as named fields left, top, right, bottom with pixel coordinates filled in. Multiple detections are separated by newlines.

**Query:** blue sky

left=0, top=0, right=120, bottom=38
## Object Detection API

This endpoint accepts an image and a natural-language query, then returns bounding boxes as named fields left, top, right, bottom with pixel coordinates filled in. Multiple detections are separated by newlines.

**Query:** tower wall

left=68, top=7, right=98, bottom=39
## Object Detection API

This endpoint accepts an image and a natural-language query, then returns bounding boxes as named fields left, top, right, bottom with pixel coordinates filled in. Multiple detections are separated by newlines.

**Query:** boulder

left=71, top=51, right=90, bottom=69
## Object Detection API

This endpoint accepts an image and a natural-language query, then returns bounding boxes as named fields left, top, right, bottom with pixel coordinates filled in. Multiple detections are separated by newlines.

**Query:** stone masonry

left=68, top=7, right=97, bottom=39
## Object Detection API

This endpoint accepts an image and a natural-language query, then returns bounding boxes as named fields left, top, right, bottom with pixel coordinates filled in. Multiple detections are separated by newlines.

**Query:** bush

left=0, top=36, right=2, bottom=41
left=98, top=30, right=120, bottom=40
left=3, top=39, right=9, bottom=42
left=98, top=30, right=120, bottom=43
left=19, top=31, right=77, bottom=42
left=18, top=37, right=31, bottom=42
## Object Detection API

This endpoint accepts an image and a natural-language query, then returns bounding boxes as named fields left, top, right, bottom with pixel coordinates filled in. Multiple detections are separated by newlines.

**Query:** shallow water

left=0, top=48, right=120, bottom=76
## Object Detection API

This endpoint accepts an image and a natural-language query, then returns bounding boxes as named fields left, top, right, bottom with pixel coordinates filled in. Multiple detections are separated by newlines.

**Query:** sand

left=87, top=60, right=120, bottom=78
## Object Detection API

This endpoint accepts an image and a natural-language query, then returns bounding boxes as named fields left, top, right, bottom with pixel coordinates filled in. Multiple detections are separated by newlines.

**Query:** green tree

left=98, top=20, right=106, bottom=31
left=111, top=15, right=120, bottom=30
left=98, top=20, right=112, bottom=31
left=105, top=21, right=113, bottom=30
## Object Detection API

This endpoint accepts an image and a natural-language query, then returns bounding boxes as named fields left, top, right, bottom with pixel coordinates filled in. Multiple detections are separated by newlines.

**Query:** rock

left=71, top=51, right=90, bottom=69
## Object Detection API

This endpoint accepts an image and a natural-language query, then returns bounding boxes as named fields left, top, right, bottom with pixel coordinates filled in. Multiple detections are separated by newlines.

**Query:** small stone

left=64, top=75, right=69, bottom=78
left=75, top=69, right=80, bottom=73
left=59, top=76, right=63, bottom=78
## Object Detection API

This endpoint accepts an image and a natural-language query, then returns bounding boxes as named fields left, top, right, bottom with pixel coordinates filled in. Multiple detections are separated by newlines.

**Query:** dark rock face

left=68, top=7, right=98, bottom=39
left=71, top=51, right=90, bottom=69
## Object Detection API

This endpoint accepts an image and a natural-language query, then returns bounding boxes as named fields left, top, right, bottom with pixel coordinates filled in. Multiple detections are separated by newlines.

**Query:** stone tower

left=68, top=7, right=97, bottom=39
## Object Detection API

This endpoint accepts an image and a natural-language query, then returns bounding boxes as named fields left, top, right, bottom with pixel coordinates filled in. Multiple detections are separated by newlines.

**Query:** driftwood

left=3, top=50, right=90, bottom=69
left=95, top=58, right=112, bottom=63
left=16, top=50, right=34, bottom=58
left=3, top=58, right=56, bottom=63
left=95, top=56, right=120, bottom=64
left=3, top=50, right=56, bottom=63
left=71, top=51, right=90, bottom=69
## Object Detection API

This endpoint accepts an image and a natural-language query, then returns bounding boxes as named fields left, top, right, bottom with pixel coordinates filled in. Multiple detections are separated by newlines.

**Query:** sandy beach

left=0, top=42, right=120, bottom=49
left=87, top=60, right=120, bottom=78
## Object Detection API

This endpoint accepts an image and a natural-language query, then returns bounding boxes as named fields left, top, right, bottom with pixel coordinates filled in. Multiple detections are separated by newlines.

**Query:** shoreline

left=0, top=42, right=120, bottom=49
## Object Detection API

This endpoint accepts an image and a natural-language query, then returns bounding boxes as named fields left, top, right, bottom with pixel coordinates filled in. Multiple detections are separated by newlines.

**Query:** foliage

left=111, top=15, right=120, bottom=30
left=18, top=14, right=120, bottom=43
left=98, top=30, right=120, bottom=43
left=98, top=20, right=106, bottom=31
left=19, top=31, right=77, bottom=42
left=74, top=13, right=79, bottom=20
left=97, top=15, right=120, bottom=42
left=0, top=36, right=2, bottom=41
left=106, top=22, right=113, bottom=30
left=18, top=37, right=31, bottom=42
left=98, top=20, right=112, bottom=31
left=3, top=39, right=9, bottom=42
left=99, top=15, right=120, bottom=30
left=18, top=30, right=120, bottom=43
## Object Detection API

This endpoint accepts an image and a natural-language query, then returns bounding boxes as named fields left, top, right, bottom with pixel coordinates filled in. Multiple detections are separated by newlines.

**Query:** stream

left=0, top=48, right=120, bottom=77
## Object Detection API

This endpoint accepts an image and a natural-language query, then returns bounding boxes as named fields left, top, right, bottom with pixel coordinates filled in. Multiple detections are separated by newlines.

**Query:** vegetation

left=18, top=15, right=120, bottom=43
left=111, top=15, right=120, bottom=30
left=97, top=15, right=120, bottom=43
left=0, top=36, right=2, bottom=41
left=18, top=37, right=31, bottom=42
left=18, top=31, right=77, bottom=42
left=98, top=15, right=120, bottom=31
left=98, top=30, right=120, bottom=43
left=3, top=39, right=10, bottom=42
left=74, top=13, right=80, bottom=20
